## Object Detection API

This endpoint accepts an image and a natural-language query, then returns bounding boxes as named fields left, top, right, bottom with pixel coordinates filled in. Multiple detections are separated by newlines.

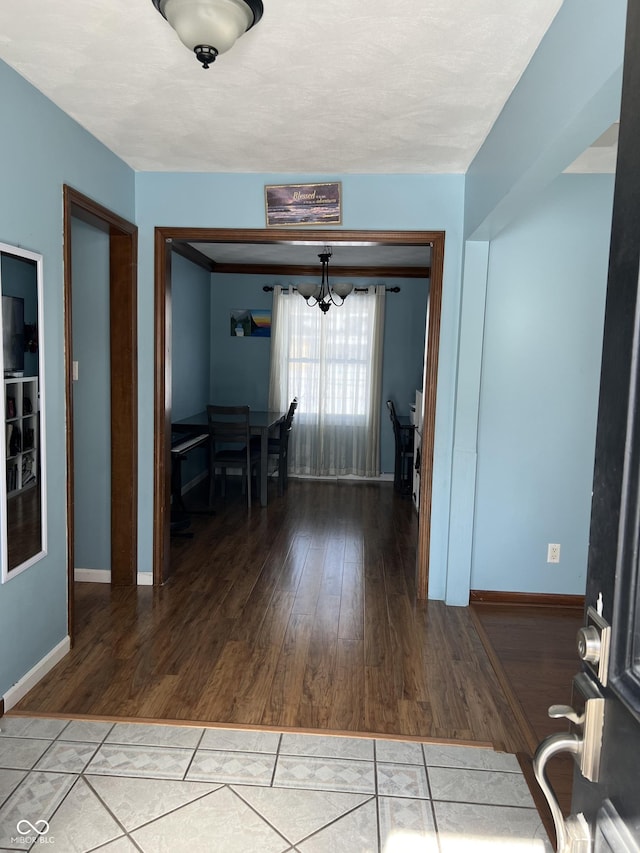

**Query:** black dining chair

left=207, top=405, right=260, bottom=509
left=256, top=397, right=298, bottom=496
left=273, top=397, right=298, bottom=495
left=386, top=399, right=415, bottom=496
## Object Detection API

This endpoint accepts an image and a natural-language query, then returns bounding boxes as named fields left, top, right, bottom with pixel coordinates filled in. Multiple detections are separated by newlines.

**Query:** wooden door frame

left=153, top=227, right=444, bottom=598
left=63, top=186, right=138, bottom=642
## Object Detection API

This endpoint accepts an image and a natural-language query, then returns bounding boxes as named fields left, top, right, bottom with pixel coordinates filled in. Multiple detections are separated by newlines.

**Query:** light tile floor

left=0, top=717, right=552, bottom=852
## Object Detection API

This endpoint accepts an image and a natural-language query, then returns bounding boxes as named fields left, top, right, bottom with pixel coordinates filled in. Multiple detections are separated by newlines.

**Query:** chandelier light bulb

left=297, top=282, right=321, bottom=300
left=332, top=281, right=354, bottom=299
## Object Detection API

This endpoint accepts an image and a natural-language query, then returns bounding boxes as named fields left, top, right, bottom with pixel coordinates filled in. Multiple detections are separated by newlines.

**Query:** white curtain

left=269, top=285, right=385, bottom=477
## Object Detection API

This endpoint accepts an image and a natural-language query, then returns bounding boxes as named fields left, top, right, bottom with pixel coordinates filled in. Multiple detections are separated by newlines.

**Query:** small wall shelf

left=5, top=376, right=38, bottom=497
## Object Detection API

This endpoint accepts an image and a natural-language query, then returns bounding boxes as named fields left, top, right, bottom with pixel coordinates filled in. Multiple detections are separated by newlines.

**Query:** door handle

left=548, top=704, right=585, bottom=726
left=533, top=732, right=591, bottom=852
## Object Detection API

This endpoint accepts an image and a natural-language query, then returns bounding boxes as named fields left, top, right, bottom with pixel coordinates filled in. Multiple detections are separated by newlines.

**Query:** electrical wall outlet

left=547, top=543, right=561, bottom=563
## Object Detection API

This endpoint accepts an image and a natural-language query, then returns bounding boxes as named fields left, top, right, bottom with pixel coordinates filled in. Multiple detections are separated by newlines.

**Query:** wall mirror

left=0, top=242, right=47, bottom=582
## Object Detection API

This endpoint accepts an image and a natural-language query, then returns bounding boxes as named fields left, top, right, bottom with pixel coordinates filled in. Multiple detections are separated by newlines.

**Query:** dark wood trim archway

left=63, top=186, right=138, bottom=642
left=153, top=228, right=444, bottom=598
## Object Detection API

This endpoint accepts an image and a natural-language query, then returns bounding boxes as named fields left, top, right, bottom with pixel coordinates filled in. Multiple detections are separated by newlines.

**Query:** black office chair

left=207, top=405, right=260, bottom=509
left=386, top=399, right=415, bottom=496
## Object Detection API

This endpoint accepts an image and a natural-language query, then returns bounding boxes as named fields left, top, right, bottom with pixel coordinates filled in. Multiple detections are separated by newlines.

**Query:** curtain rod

left=262, top=285, right=401, bottom=293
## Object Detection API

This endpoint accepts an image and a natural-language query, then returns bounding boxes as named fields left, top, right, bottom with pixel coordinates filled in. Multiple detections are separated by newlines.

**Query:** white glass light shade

left=297, top=282, right=321, bottom=300
left=332, top=281, right=354, bottom=298
left=160, top=0, right=253, bottom=55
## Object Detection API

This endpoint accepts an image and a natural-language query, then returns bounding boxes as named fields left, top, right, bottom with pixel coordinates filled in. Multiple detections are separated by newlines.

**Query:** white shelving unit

left=5, top=376, right=38, bottom=497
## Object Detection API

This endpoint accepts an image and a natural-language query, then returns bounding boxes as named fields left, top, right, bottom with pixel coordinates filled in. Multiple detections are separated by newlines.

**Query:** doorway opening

left=153, top=227, right=444, bottom=598
left=63, top=186, right=138, bottom=643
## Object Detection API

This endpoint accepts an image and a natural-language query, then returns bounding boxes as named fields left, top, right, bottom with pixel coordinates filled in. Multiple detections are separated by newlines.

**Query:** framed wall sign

left=265, top=181, right=342, bottom=227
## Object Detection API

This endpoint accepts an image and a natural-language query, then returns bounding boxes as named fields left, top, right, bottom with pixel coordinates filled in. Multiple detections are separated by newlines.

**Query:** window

left=269, top=286, right=385, bottom=477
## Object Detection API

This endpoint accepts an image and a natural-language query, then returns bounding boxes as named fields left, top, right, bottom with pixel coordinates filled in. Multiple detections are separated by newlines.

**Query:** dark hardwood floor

left=14, top=479, right=527, bottom=751
left=472, top=602, right=584, bottom=829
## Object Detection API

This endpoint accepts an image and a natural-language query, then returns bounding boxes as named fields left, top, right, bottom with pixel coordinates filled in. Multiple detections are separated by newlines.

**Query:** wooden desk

left=172, top=409, right=285, bottom=507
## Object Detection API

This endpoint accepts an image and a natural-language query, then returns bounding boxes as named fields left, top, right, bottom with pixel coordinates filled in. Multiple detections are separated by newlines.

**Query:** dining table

left=171, top=408, right=286, bottom=507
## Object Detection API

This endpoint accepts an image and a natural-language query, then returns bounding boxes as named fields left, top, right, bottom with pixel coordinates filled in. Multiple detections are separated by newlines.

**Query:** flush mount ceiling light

left=152, top=0, right=264, bottom=69
left=297, top=248, right=354, bottom=314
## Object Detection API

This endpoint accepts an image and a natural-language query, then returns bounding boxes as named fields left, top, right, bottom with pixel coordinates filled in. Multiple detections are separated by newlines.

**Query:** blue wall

left=464, top=0, right=625, bottom=240
left=380, top=277, right=429, bottom=472
left=0, top=58, right=135, bottom=700
left=446, top=0, right=626, bottom=603
left=171, top=253, right=211, bottom=487
left=471, top=174, right=614, bottom=593
left=72, top=219, right=111, bottom=572
left=209, top=273, right=273, bottom=410
left=172, top=254, right=211, bottom=421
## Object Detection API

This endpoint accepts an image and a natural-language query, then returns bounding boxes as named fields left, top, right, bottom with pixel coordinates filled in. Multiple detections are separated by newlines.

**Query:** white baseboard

left=183, top=470, right=396, bottom=486
left=74, top=568, right=111, bottom=583
left=291, top=473, right=394, bottom=482
left=3, top=636, right=71, bottom=711
left=74, top=568, right=154, bottom=586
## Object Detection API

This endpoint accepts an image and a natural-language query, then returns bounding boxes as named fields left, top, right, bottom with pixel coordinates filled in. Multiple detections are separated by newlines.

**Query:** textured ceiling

left=0, top=0, right=565, bottom=174
left=190, top=242, right=431, bottom=271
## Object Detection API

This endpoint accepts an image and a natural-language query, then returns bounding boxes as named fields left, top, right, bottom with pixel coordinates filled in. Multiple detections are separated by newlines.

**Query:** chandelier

left=152, top=0, right=264, bottom=69
left=297, top=248, right=354, bottom=313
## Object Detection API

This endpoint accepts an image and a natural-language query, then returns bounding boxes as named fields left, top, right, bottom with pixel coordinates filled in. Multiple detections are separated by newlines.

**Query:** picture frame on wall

left=230, top=309, right=271, bottom=337
left=264, top=182, right=342, bottom=227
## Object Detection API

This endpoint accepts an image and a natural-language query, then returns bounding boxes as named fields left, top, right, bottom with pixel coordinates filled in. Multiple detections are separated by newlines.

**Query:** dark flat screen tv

left=2, top=295, right=25, bottom=377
